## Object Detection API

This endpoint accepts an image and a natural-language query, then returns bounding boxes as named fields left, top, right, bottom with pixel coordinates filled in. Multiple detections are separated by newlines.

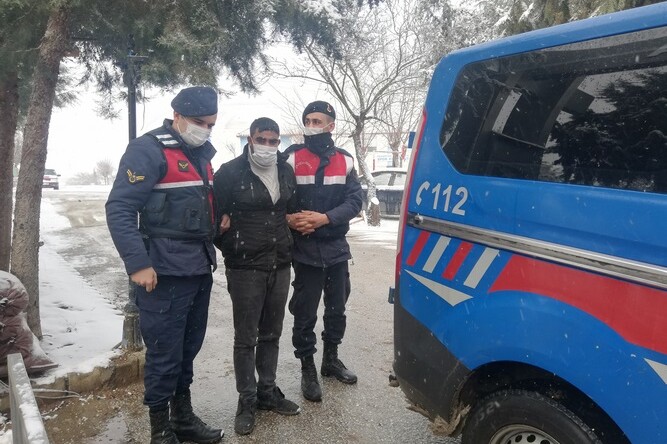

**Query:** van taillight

left=395, top=108, right=426, bottom=289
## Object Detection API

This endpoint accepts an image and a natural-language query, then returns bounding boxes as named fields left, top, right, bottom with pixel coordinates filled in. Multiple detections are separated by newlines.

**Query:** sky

left=0, top=186, right=399, bottom=441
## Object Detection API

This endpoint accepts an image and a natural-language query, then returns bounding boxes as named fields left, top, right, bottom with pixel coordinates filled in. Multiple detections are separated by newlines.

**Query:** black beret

left=250, top=117, right=280, bottom=135
left=302, top=100, right=336, bottom=123
left=171, top=86, right=218, bottom=117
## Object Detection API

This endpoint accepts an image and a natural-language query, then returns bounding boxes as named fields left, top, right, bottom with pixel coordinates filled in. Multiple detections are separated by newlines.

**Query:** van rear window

left=441, top=26, right=667, bottom=193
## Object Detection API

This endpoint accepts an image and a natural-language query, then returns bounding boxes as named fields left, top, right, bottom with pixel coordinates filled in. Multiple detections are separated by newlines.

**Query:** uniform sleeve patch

left=126, top=169, right=145, bottom=184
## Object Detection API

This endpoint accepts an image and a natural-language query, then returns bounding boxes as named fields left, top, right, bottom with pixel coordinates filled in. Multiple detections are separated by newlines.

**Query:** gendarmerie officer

left=285, top=101, right=363, bottom=402
left=106, top=86, right=223, bottom=444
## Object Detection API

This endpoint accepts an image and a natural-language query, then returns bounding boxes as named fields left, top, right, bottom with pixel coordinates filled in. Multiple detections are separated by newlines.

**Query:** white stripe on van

left=406, top=270, right=472, bottom=306
left=464, top=248, right=499, bottom=288
left=423, top=236, right=451, bottom=273
left=645, top=359, right=667, bottom=385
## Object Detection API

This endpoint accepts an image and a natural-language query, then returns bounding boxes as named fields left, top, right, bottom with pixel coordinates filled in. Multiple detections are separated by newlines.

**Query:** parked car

left=42, top=169, right=60, bottom=190
left=361, top=168, right=406, bottom=217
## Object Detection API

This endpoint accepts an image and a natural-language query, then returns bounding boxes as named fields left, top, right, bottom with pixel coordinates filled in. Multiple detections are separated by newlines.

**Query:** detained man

left=213, top=117, right=300, bottom=435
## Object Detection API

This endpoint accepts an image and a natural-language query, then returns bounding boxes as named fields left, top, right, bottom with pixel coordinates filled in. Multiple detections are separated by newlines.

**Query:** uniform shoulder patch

left=126, top=169, right=145, bottom=184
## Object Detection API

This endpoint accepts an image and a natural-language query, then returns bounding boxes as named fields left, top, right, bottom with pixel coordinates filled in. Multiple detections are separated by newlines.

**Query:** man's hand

left=220, top=214, right=231, bottom=233
left=130, top=267, right=158, bottom=292
left=287, top=211, right=329, bottom=234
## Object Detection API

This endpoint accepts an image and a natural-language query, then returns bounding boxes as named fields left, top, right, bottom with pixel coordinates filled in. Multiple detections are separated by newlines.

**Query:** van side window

left=441, top=26, right=667, bottom=193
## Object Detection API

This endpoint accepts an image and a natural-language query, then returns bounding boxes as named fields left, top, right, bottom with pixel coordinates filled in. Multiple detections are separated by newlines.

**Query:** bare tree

left=95, top=158, right=115, bottom=185
left=68, top=170, right=98, bottom=185
left=271, top=0, right=427, bottom=225
left=223, top=142, right=239, bottom=159
left=374, top=86, right=424, bottom=168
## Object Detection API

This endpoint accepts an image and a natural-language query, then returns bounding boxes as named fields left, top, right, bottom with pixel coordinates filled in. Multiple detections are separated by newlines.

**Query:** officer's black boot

left=321, top=341, right=358, bottom=384
left=170, top=389, right=224, bottom=444
left=300, top=355, right=322, bottom=402
left=149, top=407, right=180, bottom=444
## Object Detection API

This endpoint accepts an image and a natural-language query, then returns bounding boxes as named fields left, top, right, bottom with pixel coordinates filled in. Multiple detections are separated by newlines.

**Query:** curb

left=0, top=350, right=145, bottom=413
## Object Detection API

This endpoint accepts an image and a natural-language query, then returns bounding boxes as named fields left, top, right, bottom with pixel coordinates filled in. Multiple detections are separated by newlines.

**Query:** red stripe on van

left=490, top=255, right=667, bottom=355
left=442, top=242, right=473, bottom=280
left=407, top=231, right=431, bottom=267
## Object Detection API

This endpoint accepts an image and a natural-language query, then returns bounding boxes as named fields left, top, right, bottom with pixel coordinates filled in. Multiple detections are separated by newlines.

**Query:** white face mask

left=179, top=119, right=211, bottom=147
left=251, top=144, right=277, bottom=167
left=303, top=123, right=332, bottom=136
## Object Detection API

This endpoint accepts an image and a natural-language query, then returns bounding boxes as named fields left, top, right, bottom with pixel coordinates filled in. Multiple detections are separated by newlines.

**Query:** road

left=39, top=186, right=458, bottom=443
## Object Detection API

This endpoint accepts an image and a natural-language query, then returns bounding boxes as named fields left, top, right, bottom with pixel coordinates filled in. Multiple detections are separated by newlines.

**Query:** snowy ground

left=37, top=186, right=124, bottom=380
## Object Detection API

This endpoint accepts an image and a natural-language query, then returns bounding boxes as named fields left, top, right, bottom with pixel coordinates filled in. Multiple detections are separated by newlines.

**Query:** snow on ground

left=349, top=216, right=399, bottom=251
left=35, top=191, right=122, bottom=383
left=36, top=243, right=123, bottom=380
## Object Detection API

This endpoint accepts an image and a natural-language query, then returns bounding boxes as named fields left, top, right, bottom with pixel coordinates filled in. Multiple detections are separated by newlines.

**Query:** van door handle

left=414, top=215, right=424, bottom=225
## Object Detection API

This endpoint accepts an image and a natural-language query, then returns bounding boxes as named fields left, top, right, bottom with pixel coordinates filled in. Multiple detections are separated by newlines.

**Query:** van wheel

left=462, top=389, right=601, bottom=444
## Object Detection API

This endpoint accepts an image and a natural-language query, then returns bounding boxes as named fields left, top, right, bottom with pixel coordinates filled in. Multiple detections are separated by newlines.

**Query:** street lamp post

left=120, top=34, right=148, bottom=351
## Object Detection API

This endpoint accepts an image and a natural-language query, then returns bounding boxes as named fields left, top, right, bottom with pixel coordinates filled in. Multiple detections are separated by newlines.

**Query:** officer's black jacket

left=212, top=145, right=297, bottom=271
left=106, top=119, right=217, bottom=277
left=284, top=143, right=363, bottom=268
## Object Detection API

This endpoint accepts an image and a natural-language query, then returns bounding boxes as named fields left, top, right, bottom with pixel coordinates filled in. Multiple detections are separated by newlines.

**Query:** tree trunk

left=389, top=139, right=401, bottom=168
left=352, top=127, right=381, bottom=226
left=11, top=6, right=69, bottom=337
left=0, top=72, right=19, bottom=272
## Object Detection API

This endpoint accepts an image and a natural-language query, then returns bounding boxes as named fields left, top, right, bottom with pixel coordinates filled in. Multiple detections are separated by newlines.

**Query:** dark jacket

left=213, top=145, right=297, bottom=271
left=106, top=119, right=217, bottom=277
left=284, top=143, right=363, bottom=267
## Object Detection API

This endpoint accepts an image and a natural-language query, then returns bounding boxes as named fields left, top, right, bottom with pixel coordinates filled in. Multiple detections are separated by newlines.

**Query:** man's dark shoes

left=234, top=399, right=257, bottom=435
left=300, top=355, right=323, bottom=402
left=257, top=386, right=301, bottom=415
left=321, top=342, right=358, bottom=384
left=170, top=389, right=223, bottom=443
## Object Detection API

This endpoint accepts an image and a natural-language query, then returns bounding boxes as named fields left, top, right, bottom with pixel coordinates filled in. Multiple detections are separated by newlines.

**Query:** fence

left=7, top=353, right=49, bottom=443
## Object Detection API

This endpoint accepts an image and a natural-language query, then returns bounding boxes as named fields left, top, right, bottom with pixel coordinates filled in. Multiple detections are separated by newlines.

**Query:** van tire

left=462, top=389, right=601, bottom=444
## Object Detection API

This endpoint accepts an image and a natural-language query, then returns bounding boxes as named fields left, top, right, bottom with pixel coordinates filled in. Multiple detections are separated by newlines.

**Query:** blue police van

left=392, top=3, right=667, bottom=443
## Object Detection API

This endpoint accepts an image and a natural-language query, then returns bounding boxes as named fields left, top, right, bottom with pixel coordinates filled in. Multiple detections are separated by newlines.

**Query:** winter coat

left=106, top=119, right=217, bottom=277
left=213, top=145, right=297, bottom=271
left=284, top=143, right=363, bottom=267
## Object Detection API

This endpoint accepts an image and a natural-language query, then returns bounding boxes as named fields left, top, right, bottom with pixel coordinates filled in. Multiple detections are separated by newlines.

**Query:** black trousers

left=136, top=273, right=212, bottom=408
left=289, top=261, right=350, bottom=359
left=226, top=267, right=290, bottom=402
